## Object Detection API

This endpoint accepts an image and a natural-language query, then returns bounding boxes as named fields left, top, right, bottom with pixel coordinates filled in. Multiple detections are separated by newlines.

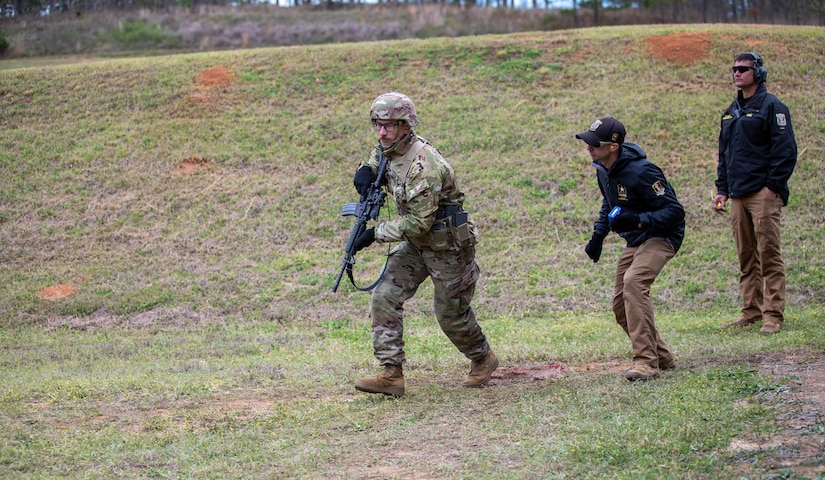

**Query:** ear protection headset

left=743, top=52, right=768, bottom=83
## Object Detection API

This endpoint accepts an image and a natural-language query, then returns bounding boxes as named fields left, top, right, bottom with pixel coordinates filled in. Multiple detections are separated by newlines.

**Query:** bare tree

left=585, top=0, right=600, bottom=25
left=699, top=0, right=708, bottom=22
left=4, top=0, right=825, bottom=27
left=811, top=0, right=825, bottom=24
left=572, top=0, right=579, bottom=27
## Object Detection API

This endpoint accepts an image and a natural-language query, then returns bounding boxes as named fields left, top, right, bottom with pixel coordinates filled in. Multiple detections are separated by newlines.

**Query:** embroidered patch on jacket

left=722, top=114, right=734, bottom=120
left=651, top=180, right=666, bottom=197
left=617, top=184, right=628, bottom=201
left=776, top=113, right=787, bottom=127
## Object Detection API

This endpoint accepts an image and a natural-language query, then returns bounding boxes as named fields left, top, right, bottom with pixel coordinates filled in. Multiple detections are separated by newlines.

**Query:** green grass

left=1, top=310, right=823, bottom=478
left=1, top=24, right=825, bottom=479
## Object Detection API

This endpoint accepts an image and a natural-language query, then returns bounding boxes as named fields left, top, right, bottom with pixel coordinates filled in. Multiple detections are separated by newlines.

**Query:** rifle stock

left=332, top=146, right=389, bottom=293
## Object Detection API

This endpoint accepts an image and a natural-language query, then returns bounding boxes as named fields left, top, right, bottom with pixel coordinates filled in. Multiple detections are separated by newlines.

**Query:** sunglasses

left=731, top=66, right=754, bottom=74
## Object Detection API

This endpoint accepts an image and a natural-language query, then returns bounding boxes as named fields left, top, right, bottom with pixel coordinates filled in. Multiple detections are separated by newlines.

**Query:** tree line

left=2, top=0, right=824, bottom=27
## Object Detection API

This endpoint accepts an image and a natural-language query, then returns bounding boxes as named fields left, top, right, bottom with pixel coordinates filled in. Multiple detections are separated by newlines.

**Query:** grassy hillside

left=1, top=24, right=824, bottom=479
left=2, top=24, right=823, bottom=326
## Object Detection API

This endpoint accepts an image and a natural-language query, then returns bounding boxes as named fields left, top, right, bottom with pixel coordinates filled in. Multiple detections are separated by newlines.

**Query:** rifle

left=332, top=146, right=390, bottom=293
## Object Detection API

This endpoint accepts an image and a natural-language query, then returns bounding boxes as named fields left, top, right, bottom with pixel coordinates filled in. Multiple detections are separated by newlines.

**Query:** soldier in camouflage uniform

left=350, top=92, right=498, bottom=397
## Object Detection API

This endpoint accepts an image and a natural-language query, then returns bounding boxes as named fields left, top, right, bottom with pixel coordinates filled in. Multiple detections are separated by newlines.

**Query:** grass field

left=1, top=23, right=824, bottom=479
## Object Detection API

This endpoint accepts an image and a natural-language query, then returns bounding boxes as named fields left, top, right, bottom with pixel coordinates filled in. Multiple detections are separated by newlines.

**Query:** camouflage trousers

left=369, top=241, right=490, bottom=366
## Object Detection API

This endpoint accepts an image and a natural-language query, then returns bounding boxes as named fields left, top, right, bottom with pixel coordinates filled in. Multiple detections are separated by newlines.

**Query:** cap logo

left=589, top=119, right=603, bottom=132
left=611, top=133, right=619, bottom=142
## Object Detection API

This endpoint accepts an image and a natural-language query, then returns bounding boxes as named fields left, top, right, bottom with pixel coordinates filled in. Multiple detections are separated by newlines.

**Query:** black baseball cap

left=576, top=117, right=626, bottom=147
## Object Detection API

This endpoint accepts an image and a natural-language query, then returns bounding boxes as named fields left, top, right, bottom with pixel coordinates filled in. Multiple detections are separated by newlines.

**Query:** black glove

left=584, top=236, right=604, bottom=263
left=353, top=166, right=374, bottom=197
left=353, top=227, right=375, bottom=252
left=610, top=212, right=640, bottom=233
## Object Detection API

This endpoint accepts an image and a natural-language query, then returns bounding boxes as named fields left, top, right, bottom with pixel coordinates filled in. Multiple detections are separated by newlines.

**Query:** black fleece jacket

left=592, top=142, right=686, bottom=253
left=716, top=83, right=798, bottom=205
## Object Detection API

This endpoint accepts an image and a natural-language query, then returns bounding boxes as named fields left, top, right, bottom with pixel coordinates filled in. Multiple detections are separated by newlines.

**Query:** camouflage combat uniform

left=359, top=135, right=491, bottom=366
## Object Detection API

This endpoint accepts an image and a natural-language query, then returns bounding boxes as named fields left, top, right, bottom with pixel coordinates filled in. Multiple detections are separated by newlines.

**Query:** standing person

left=578, top=117, right=685, bottom=381
left=713, top=52, right=798, bottom=334
left=349, top=92, right=498, bottom=397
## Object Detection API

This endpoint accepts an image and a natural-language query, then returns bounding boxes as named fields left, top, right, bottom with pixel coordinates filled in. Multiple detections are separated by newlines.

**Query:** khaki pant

left=729, top=192, right=786, bottom=326
left=369, top=241, right=489, bottom=366
left=612, top=237, right=675, bottom=369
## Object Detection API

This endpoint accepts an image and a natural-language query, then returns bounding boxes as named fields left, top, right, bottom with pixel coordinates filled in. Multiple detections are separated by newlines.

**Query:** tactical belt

left=417, top=205, right=474, bottom=251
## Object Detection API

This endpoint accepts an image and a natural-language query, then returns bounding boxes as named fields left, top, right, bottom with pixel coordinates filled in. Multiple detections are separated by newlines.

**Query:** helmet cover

left=370, top=92, right=419, bottom=127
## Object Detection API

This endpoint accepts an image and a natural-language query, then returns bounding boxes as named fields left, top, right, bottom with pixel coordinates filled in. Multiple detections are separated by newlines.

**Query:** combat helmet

left=370, top=92, right=419, bottom=127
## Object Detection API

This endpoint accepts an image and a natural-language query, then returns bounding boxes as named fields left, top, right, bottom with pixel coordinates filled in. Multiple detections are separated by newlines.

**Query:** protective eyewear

left=372, top=121, right=401, bottom=132
left=731, top=66, right=754, bottom=74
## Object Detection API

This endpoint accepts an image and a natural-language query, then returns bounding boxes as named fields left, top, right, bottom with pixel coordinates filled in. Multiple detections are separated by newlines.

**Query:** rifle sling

left=346, top=253, right=389, bottom=292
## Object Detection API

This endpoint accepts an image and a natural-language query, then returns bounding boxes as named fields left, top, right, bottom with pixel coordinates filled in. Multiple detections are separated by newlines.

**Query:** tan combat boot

left=462, top=350, right=499, bottom=388
left=624, top=364, right=660, bottom=381
left=759, top=321, right=781, bottom=334
left=355, top=364, right=405, bottom=397
left=660, top=357, right=677, bottom=371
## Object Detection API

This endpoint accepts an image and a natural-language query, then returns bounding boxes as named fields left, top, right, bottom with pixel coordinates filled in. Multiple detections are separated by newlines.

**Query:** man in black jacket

left=578, top=117, right=685, bottom=381
left=713, top=52, right=797, bottom=334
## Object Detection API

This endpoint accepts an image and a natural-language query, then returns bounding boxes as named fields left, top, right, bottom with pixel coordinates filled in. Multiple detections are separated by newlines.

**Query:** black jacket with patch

left=592, top=142, right=686, bottom=253
left=716, top=83, right=798, bottom=205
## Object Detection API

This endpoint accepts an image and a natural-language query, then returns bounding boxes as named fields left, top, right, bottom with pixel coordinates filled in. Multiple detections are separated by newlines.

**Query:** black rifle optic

left=332, top=146, right=389, bottom=293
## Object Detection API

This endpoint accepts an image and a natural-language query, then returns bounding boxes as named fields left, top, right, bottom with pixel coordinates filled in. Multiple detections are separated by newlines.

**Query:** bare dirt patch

left=491, top=360, right=630, bottom=383
left=176, top=156, right=210, bottom=176
left=189, top=65, right=235, bottom=105
left=37, top=283, right=79, bottom=301
left=645, top=31, right=712, bottom=64
left=491, top=363, right=565, bottom=382
left=196, top=65, right=235, bottom=87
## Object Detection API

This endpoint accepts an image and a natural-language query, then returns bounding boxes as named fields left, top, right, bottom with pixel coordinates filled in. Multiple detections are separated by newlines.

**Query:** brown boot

left=660, top=357, right=677, bottom=371
left=759, top=321, right=781, bottom=334
left=462, top=350, right=499, bottom=388
left=355, top=365, right=405, bottom=397
left=624, top=364, right=660, bottom=381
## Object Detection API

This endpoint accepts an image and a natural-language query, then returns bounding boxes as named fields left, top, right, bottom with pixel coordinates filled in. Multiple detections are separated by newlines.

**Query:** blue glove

left=610, top=212, right=641, bottom=233
left=353, top=228, right=375, bottom=252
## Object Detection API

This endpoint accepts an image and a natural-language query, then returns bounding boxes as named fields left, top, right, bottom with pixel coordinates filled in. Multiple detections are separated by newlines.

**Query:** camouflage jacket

left=361, top=135, right=466, bottom=244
